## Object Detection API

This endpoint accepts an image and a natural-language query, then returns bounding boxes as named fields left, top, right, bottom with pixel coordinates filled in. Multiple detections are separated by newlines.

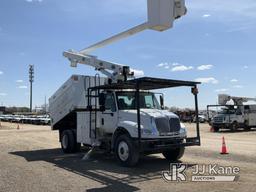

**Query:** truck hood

left=118, top=108, right=186, bottom=138
left=119, top=109, right=178, bottom=119
left=214, top=114, right=223, bottom=117
left=214, top=114, right=228, bottom=118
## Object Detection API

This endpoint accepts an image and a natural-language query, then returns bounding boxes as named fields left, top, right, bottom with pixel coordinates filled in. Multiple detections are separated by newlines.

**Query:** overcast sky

left=0, top=0, right=256, bottom=109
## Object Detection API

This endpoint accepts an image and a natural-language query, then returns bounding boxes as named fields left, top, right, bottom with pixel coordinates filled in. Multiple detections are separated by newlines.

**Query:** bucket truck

left=207, top=94, right=256, bottom=132
left=49, top=0, right=201, bottom=167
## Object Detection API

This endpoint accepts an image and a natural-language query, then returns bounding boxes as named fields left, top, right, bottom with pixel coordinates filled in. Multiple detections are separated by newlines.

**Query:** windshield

left=219, top=108, right=236, bottom=114
left=116, top=91, right=161, bottom=110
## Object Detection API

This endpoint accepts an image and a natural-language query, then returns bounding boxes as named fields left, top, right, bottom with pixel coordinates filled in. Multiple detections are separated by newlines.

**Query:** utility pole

left=29, top=65, right=34, bottom=112
left=44, top=95, right=47, bottom=114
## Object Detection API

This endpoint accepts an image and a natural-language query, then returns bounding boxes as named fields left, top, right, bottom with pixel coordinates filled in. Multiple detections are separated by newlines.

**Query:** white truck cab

left=98, top=91, right=186, bottom=138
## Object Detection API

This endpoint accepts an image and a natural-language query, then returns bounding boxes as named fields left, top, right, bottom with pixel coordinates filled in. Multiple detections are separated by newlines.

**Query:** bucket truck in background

left=208, top=94, right=256, bottom=132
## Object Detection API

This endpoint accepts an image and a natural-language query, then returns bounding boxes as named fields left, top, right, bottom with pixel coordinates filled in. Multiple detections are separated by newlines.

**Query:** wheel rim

left=118, top=141, right=129, bottom=161
left=62, top=134, right=68, bottom=149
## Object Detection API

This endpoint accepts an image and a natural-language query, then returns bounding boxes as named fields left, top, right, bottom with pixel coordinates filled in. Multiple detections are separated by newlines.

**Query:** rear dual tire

left=61, top=130, right=81, bottom=153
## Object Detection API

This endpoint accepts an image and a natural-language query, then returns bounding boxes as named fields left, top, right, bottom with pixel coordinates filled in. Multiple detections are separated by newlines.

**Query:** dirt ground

left=0, top=121, right=255, bottom=192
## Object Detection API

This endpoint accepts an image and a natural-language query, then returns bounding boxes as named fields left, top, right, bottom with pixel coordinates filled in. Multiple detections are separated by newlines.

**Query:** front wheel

left=213, top=126, right=219, bottom=132
left=162, top=147, right=185, bottom=161
left=115, top=134, right=139, bottom=167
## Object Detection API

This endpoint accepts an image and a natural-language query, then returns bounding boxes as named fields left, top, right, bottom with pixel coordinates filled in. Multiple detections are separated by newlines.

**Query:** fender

left=111, top=126, right=132, bottom=150
left=118, top=121, right=139, bottom=138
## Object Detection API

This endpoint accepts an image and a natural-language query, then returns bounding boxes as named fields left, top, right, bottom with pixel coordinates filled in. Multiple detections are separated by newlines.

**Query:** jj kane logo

left=162, top=164, right=187, bottom=182
left=162, top=164, right=240, bottom=182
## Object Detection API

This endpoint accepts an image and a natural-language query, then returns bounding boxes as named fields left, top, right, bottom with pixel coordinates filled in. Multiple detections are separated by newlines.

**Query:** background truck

left=207, top=94, right=256, bottom=132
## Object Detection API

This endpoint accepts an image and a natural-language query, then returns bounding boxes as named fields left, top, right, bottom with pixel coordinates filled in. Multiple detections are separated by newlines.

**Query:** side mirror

left=160, top=95, right=164, bottom=109
left=99, top=93, right=106, bottom=111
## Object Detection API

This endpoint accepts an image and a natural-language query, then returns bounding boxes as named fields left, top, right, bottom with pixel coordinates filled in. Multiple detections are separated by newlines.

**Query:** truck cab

left=99, top=90, right=187, bottom=139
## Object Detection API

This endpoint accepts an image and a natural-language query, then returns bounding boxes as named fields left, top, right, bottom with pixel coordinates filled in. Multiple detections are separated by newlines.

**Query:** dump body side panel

left=49, top=75, right=106, bottom=130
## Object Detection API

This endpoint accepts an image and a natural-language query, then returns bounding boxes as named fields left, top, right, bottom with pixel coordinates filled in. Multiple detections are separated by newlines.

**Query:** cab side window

left=145, top=95, right=154, bottom=108
left=105, top=93, right=116, bottom=112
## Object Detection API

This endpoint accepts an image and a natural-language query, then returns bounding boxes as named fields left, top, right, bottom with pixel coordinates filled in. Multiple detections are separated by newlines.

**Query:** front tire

left=115, top=134, right=139, bottom=167
left=162, top=147, right=185, bottom=161
left=213, top=126, right=219, bottom=132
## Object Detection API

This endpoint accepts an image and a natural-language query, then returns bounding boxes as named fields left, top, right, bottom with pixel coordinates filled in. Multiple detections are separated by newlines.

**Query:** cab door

left=99, top=92, right=118, bottom=133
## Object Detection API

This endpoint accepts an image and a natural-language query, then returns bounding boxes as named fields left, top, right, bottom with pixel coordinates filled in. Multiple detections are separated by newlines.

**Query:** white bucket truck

left=49, top=0, right=201, bottom=166
left=208, top=94, right=256, bottom=132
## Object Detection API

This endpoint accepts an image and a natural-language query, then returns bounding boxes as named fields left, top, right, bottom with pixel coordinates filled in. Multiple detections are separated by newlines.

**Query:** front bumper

left=134, top=137, right=200, bottom=154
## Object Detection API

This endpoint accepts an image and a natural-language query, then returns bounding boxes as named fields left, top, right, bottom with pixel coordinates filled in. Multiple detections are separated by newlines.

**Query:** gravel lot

left=0, top=122, right=255, bottom=192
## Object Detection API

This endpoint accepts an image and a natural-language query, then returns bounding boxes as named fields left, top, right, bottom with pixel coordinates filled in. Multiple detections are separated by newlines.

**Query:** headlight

left=180, top=127, right=187, bottom=137
left=180, top=122, right=186, bottom=129
left=138, top=117, right=159, bottom=136
left=141, top=129, right=153, bottom=135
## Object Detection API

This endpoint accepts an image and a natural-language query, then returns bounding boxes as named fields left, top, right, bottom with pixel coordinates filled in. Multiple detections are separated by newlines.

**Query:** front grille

left=155, top=117, right=181, bottom=134
left=213, top=116, right=223, bottom=123
left=170, top=118, right=181, bottom=133
left=155, top=117, right=170, bottom=134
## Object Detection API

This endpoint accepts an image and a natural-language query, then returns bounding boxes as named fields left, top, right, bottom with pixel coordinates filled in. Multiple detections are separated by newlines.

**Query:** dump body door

left=77, top=111, right=95, bottom=145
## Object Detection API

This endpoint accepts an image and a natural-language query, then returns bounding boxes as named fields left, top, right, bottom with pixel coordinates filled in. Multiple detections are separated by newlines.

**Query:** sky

left=0, top=0, right=256, bottom=109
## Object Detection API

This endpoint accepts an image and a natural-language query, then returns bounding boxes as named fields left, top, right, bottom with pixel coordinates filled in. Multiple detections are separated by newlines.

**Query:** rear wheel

left=162, top=147, right=185, bottom=161
left=61, top=130, right=76, bottom=153
left=115, top=134, right=139, bottom=167
left=72, top=130, right=81, bottom=152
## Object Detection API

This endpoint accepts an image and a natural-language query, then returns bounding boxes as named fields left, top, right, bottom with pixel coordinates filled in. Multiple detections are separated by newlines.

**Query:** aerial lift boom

left=64, top=0, right=187, bottom=83
left=63, top=51, right=134, bottom=82
left=218, top=94, right=256, bottom=106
